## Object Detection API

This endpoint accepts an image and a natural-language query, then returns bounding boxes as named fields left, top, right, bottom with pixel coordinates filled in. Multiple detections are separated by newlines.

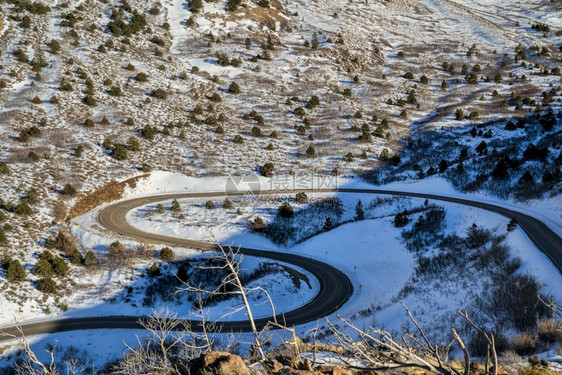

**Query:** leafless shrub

left=322, top=305, right=488, bottom=375
left=53, top=200, right=67, bottom=223
left=106, top=241, right=134, bottom=268
left=500, top=350, right=522, bottom=366
left=537, top=318, right=562, bottom=344
left=489, top=273, right=548, bottom=331
left=467, top=327, right=509, bottom=358
left=63, top=183, right=78, bottom=196
left=136, top=243, right=156, bottom=259
left=54, top=227, right=78, bottom=255
left=510, top=333, right=537, bottom=355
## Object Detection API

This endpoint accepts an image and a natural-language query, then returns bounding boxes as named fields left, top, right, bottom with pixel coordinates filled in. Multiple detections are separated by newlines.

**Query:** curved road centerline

left=0, top=188, right=560, bottom=342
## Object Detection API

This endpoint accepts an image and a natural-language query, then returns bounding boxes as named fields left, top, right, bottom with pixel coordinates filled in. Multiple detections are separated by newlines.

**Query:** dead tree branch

left=458, top=310, right=498, bottom=375
left=176, top=242, right=268, bottom=360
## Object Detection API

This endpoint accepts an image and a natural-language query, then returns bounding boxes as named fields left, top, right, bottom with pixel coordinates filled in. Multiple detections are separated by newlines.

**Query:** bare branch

left=452, top=328, right=469, bottom=375
left=458, top=310, right=498, bottom=375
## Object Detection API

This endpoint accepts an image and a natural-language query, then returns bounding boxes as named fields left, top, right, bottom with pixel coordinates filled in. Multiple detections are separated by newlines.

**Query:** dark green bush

left=15, top=201, right=32, bottom=215
left=6, top=259, right=26, bottom=282
left=259, top=162, right=274, bottom=177
left=112, top=145, right=128, bottom=160
left=52, top=257, right=68, bottom=277
left=223, top=198, right=233, bottom=209
left=0, top=162, right=9, bottom=175
left=34, top=259, right=52, bottom=277
left=278, top=202, right=294, bottom=218
left=228, top=81, right=240, bottom=93
left=70, top=249, right=83, bottom=265
left=37, top=277, right=57, bottom=293
left=160, top=247, right=174, bottom=261
left=295, top=192, right=308, bottom=204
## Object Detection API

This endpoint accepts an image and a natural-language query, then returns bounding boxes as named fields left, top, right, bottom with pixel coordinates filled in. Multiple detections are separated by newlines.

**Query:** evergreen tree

left=311, top=32, right=319, bottom=49
left=295, top=192, right=308, bottom=204
left=84, top=250, right=96, bottom=267
left=223, top=198, right=233, bottom=209
left=455, top=109, right=464, bottom=121
left=70, top=249, right=83, bottom=265
left=266, top=35, right=275, bottom=50
left=112, top=145, right=128, bottom=160
left=305, top=145, right=316, bottom=156
left=249, top=216, right=266, bottom=232
left=34, top=259, right=53, bottom=277
left=171, top=199, right=181, bottom=213
left=323, top=217, right=334, bottom=231
left=189, top=0, right=203, bottom=13
left=354, top=200, right=364, bottom=221
left=37, top=277, right=57, bottom=293
left=40, top=250, right=54, bottom=262
left=52, top=257, right=68, bottom=277
left=507, top=218, right=517, bottom=232
left=278, top=202, right=294, bottom=218
left=0, top=229, right=6, bottom=244
left=0, top=162, right=10, bottom=175
left=228, top=81, right=240, bottom=93
left=160, top=247, right=174, bottom=261
left=15, top=200, right=32, bottom=215
left=149, top=262, right=160, bottom=277
left=394, top=211, right=409, bottom=227
left=6, top=260, right=26, bottom=282
left=127, top=137, right=140, bottom=151
left=26, top=188, right=38, bottom=204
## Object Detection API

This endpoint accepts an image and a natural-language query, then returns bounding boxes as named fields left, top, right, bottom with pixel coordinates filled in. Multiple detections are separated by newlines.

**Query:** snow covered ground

left=0, top=0, right=561, bottom=369
left=1, top=171, right=560, bottom=369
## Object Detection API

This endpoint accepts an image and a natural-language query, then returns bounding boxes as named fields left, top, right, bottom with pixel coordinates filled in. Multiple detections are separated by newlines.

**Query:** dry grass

left=511, top=333, right=538, bottom=355
left=225, top=0, right=288, bottom=30
left=537, top=318, right=562, bottom=344
left=68, top=174, right=149, bottom=218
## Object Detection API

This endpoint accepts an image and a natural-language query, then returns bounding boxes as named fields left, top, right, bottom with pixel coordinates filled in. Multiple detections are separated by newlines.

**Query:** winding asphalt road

left=0, top=188, right=560, bottom=342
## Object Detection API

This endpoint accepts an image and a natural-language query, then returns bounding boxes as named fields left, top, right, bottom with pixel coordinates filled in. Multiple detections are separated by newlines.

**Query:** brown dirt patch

left=220, top=2, right=288, bottom=29
left=69, top=174, right=149, bottom=218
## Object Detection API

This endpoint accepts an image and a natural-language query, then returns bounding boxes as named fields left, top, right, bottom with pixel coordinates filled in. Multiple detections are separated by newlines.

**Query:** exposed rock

left=313, top=365, right=354, bottom=375
left=315, top=365, right=333, bottom=373
left=277, top=354, right=304, bottom=369
left=302, top=358, right=314, bottom=371
left=264, top=358, right=284, bottom=372
left=332, top=366, right=353, bottom=375
left=276, top=338, right=306, bottom=357
left=191, top=351, right=251, bottom=375
left=277, top=369, right=318, bottom=375
left=490, top=365, right=508, bottom=375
